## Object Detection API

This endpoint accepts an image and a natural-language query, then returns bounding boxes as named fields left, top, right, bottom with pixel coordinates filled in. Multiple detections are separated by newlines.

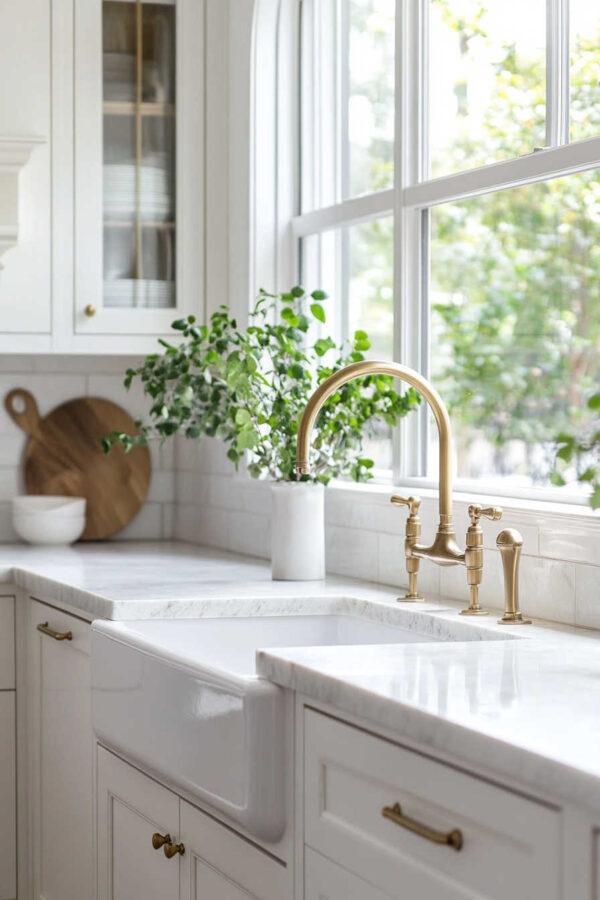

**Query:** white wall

left=0, top=356, right=175, bottom=542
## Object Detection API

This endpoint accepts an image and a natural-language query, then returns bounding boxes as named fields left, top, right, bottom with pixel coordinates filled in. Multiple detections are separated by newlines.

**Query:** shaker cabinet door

left=179, top=799, right=290, bottom=900
left=97, top=746, right=180, bottom=900
left=0, top=693, right=16, bottom=900
left=73, top=0, right=203, bottom=344
left=29, top=600, right=93, bottom=900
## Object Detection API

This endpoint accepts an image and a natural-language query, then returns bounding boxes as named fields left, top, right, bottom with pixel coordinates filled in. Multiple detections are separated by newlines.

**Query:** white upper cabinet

left=0, top=0, right=50, bottom=346
left=73, top=0, right=204, bottom=347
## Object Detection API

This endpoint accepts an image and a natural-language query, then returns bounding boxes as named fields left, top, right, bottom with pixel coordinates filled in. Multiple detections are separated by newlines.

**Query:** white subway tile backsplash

left=175, top=471, right=208, bottom=507
left=146, top=470, right=175, bottom=504
left=326, top=525, right=378, bottom=582
left=520, top=555, right=576, bottom=625
left=539, top=521, right=600, bottom=565
left=575, top=564, right=600, bottom=629
left=228, top=510, right=270, bottom=559
left=114, top=503, right=163, bottom=540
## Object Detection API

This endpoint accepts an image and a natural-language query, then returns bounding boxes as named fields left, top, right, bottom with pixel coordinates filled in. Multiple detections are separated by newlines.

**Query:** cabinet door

left=0, top=693, right=16, bottom=900
left=180, top=799, right=290, bottom=900
left=97, top=746, right=180, bottom=900
left=73, top=0, right=203, bottom=344
left=305, top=848, right=391, bottom=900
left=29, top=600, right=93, bottom=900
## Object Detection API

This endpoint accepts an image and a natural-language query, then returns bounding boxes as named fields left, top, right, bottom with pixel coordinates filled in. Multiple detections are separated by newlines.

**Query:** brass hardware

left=152, top=832, right=171, bottom=850
left=460, top=505, right=503, bottom=616
left=152, top=832, right=185, bottom=857
left=84, top=304, right=96, bottom=317
left=163, top=841, right=185, bottom=859
left=37, top=621, right=73, bottom=642
left=382, top=802, right=463, bottom=851
left=496, top=529, right=532, bottom=625
left=295, top=360, right=506, bottom=611
left=391, top=495, right=424, bottom=601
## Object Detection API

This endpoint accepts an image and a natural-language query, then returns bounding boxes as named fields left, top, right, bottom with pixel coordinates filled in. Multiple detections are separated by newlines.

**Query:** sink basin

left=91, top=611, right=440, bottom=842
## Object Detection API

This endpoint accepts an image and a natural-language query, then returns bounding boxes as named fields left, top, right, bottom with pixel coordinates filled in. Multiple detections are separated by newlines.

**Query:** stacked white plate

left=103, top=278, right=175, bottom=308
left=103, top=52, right=136, bottom=101
left=103, top=165, right=173, bottom=220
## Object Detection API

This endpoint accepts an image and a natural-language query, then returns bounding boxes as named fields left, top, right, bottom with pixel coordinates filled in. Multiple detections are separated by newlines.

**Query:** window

left=294, top=0, right=600, bottom=502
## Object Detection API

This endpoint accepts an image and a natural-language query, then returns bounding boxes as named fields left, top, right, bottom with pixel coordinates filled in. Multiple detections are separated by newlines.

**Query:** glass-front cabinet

left=74, top=0, right=202, bottom=338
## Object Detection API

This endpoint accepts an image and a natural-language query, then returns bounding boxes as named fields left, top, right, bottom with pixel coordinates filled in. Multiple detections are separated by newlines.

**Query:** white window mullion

left=394, top=0, right=426, bottom=481
left=546, top=0, right=570, bottom=148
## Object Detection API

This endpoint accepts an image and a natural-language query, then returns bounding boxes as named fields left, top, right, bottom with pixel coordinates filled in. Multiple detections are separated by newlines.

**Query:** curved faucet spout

left=295, top=359, right=454, bottom=525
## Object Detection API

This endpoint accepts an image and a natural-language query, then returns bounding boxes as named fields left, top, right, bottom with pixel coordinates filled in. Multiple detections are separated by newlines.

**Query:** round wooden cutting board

left=5, top=388, right=151, bottom=540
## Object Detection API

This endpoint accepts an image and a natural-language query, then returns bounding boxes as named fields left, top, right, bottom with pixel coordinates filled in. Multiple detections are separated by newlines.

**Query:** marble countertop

left=4, top=540, right=600, bottom=815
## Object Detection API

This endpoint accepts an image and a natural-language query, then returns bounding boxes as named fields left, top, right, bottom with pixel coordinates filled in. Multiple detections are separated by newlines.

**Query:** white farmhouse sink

left=91, top=612, right=440, bottom=842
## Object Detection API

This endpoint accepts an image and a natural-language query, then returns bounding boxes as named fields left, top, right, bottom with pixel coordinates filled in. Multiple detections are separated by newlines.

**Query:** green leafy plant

left=552, top=392, right=600, bottom=510
left=103, top=287, right=420, bottom=484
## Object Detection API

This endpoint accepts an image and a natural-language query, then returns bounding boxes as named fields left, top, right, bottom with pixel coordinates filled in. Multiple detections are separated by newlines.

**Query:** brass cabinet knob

left=152, top=832, right=185, bottom=858
left=152, top=832, right=171, bottom=850
left=84, top=304, right=97, bottom=317
left=163, top=841, right=185, bottom=859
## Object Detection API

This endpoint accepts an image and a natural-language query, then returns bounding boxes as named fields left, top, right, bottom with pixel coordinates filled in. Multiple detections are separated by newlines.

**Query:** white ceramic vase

left=270, top=482, right=325, bottom=581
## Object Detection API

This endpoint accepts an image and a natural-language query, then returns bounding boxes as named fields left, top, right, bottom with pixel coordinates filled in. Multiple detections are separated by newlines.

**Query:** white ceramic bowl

left=12, top=496, right=86, bottom=545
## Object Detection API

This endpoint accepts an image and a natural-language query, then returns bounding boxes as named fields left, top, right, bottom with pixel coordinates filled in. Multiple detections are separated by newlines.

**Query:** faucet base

left=396, top=593, right=425, bottom=603
left=497, top=612, right=532, bottom=625
left=459, top=608, right=489, bottom=617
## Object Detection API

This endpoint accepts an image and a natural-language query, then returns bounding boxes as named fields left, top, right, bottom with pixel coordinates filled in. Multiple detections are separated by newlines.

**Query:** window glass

left=346, top=0, right=395, bottom=197
left=428, top=0, right=546, bottom=178
left=429, top=171, right=600, bottom=491
left=570, top=1, right=600, bottom=143
left=302, top=217, right=395, bottom=469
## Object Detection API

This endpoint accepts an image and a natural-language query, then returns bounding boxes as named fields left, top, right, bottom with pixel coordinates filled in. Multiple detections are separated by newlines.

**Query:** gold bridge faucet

left=296, top=360, right=530, bottom=621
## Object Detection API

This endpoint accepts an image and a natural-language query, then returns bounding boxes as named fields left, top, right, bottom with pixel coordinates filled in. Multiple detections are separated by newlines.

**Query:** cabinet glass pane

left=429, top=171, right=600, bottom=493
left=102, top=1, right=176, bottom=310
left=428, top=0, right=546, bottom=178
left=570, top=1, right=600, bottom=143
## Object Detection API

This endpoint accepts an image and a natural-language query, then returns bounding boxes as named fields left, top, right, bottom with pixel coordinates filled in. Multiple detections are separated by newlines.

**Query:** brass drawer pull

left=152, top=832, right=185, bottom=858
left=37, top=621, right=73, bottom=642
left=382, top=802, right=463, bottom=851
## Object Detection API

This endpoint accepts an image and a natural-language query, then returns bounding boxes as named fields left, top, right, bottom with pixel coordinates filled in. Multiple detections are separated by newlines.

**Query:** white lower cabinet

left=305, top=848, right=391, bottom=900
left=304, top=708, right=562, bottom=900
left=97, top=747, right=289, bottom=900
left=0, top=693, right=16, bottom=900
left=29, top=600, right=93, bottom=900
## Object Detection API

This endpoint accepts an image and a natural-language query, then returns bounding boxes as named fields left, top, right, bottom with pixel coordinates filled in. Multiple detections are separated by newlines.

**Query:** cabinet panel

left=0, top=693, right=16, bottom=900
left=0, top=597, right=14, bottom=689
left=97, top=746, right=180, bottom=900
left=595, top=831, right=600, bottom=900
left=304, top=708, right=561, bottom=900
left=30, top=600, right=93, bottom=900
left=0, top=0, right=51, bottom=337
left=180, top=800, right=290, bottom=900
left=74, top=0, right=203, bottom=339
left=305, top=848, right=390, bottom=900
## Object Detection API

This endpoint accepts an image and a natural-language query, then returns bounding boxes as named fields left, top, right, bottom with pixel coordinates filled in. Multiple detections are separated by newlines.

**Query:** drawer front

left=305, top=847, right=391, bottom=900
left=0, top=596, right=15, bottom=689
left=304, top=709, right=561, bottom=900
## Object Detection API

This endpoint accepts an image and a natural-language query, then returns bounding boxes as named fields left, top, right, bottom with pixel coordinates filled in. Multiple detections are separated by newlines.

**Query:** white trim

left=404, top=137, right=600, bottom=208
left=292, top=188, right=394, bottom=236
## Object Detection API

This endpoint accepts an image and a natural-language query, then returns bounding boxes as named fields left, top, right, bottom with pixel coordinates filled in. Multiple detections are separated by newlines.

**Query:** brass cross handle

left=390, top=495, right=422, bottom=516
left=468, top=504, right=502, bottom=526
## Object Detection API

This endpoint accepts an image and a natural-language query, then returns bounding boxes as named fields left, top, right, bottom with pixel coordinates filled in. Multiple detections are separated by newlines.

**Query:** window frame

left=289, top=0, right=600, bottom=507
